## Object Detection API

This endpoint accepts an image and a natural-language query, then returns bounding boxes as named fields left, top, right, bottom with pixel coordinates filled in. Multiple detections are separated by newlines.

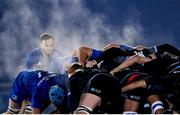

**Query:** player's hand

left=86, top=60, right=97, bottom=68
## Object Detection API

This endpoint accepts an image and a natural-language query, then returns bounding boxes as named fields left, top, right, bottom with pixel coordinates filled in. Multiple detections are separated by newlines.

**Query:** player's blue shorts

left=9, top=70, right=49, bottom=104
left=9, top=71, right=32, bottom=103
left=90, top=49, right=103, bottom=60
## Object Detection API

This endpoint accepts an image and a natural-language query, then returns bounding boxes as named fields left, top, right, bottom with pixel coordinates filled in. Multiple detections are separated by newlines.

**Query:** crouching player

left=4, top=70, right=68, bottom=114
left=74, top=72, right=123, bottom=114
left=75, top=70, right=166, bottom=114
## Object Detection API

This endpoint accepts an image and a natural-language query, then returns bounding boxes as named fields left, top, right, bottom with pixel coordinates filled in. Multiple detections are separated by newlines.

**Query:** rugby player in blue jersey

left=25, top=33, right=78, bottom=74
left=25, top=33, right=63, bottom=71
left=4, top=40, right=70, bottom=114
left=5, top=69, right=68, bottom=114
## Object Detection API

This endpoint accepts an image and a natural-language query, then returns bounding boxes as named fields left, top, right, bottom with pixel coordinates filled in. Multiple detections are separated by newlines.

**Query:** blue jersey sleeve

left=90, top=49, right=103, bottom=60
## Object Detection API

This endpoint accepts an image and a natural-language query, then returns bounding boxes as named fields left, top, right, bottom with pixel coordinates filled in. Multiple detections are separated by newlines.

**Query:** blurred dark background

left=0, top=0, right=180, bottom=113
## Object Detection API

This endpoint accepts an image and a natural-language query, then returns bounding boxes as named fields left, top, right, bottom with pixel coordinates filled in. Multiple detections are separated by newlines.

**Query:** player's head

left=66, top=62, right=84, bottom=77
left=49, top=85, right=66, bottom=106
left=25, top=49, right=42, bottom=69
left=40, top=33, right=54, bottom=55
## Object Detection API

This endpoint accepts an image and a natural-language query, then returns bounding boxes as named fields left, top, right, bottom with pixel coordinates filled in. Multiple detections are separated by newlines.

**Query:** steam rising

left=0, top=0, right=151, bottom=78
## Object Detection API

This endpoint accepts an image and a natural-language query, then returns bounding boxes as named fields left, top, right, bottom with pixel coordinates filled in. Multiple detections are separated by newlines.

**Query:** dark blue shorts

left=9, top=72, right=31, bottom=103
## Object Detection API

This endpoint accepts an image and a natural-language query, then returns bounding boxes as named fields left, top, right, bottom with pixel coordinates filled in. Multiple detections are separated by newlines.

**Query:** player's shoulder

left=26, top=48, right=42, bottom=59
left=30, top=48, right=42, bottom=54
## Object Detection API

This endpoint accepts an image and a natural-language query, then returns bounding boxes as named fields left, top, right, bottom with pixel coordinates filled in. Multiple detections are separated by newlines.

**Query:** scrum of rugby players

left=3, top=39, right=180, bottom=114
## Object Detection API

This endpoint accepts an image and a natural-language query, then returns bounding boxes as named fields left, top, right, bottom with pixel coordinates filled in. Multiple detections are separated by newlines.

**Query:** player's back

left=17, top=70, right=51, bottom=96
left=30, top=72, right=68, bottom=111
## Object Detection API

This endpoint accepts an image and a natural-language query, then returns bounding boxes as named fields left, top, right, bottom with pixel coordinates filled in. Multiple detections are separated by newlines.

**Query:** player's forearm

left=79, top=53, right=88, bottom=66
left=78, top=47, right=91, bottom=66
left=111, top=55, right=138, bottom=73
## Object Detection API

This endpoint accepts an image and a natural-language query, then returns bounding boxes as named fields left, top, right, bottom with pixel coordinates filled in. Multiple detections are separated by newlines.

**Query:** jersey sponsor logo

left=90, top=87, right=102, bottom=94
left=130, top=95, right=141, bottom=101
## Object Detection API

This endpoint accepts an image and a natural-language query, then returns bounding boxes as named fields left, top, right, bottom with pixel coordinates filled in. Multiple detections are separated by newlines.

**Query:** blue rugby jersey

left=9, top=70, right=67, bottom=111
